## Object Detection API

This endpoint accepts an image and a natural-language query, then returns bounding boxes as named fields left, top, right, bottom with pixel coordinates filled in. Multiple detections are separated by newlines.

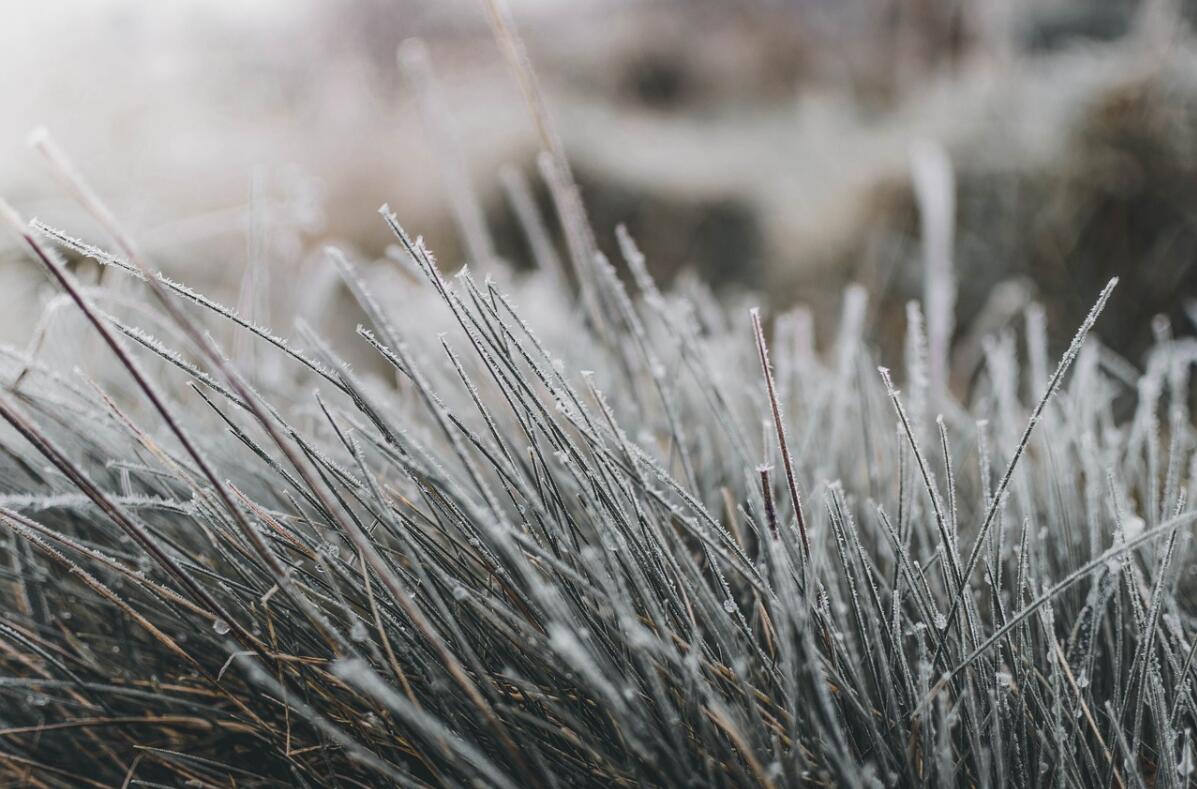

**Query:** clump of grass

left=0, top=104, right=1195, bottom=789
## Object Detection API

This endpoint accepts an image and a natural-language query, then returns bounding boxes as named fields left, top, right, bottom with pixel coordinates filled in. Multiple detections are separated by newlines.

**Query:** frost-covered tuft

left=0, top=143, right=1194, bottom=788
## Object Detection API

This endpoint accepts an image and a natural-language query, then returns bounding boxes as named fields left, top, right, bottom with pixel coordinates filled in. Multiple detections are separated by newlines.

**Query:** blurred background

left=3, top=0, right=1197, bottom=369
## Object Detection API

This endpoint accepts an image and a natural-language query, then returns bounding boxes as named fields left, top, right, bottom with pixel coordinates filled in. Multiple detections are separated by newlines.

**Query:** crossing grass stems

left=0, top=113, right=1195, bottom=789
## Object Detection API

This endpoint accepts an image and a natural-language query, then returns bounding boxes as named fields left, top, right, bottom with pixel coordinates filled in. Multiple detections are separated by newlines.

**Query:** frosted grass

left=0, top=102, right=1192, bottom=789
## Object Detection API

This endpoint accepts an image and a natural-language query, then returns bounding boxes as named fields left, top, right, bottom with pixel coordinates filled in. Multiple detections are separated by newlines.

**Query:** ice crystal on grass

left=0, top=55, right=1194, bottom=789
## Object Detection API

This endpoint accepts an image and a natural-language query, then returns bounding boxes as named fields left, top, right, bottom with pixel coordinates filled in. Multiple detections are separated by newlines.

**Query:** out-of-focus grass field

left=4, top=0, right=1197, bottom=359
